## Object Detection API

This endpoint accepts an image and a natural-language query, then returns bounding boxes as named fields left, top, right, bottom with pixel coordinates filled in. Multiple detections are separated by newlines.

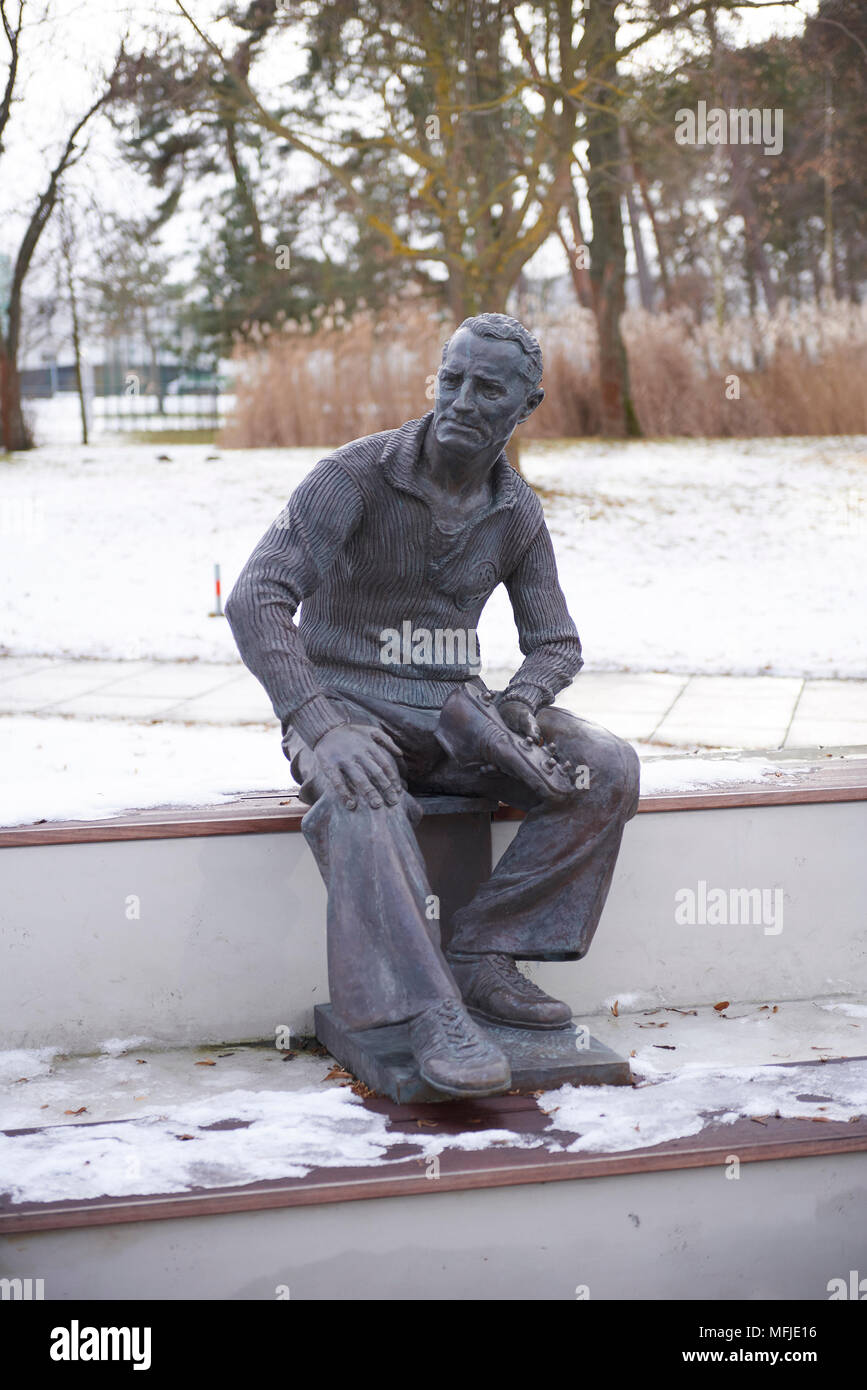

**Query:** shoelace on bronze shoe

left=482, top=953, right=553, bottom=1002
left=416, top=999, right=489, bottom=1056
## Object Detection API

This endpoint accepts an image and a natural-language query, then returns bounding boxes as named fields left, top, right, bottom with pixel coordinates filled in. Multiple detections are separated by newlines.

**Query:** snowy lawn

left=1, top=434, right=865, bottom=677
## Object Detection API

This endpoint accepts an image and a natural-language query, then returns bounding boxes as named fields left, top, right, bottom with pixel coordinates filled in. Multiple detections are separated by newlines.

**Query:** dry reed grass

left=221, top=298, right=867, bottom=446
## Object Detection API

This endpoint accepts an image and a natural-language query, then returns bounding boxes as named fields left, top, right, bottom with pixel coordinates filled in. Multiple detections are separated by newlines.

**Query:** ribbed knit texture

left=226, top=412, right=583, bottom=748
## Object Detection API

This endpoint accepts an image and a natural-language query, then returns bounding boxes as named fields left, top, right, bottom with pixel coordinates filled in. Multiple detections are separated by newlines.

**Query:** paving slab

left=797, top=680, right=867, bottom=719
left=653, top=723, right=791, bottom=749
left=0, top=657, right=62, bottom=683
left=682, top=675, right=804, bottom=701
left=0, top=657, right=864, bottom=751
left=785, top=718, right=867, bottom=748
left=50, top=693, right=190, bottom=719
left=97, top=668, right=243, bottom=699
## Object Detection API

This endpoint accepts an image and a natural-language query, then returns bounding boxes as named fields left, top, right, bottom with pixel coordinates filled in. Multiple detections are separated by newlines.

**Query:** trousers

left=288, top=684, right=641, bottom=1030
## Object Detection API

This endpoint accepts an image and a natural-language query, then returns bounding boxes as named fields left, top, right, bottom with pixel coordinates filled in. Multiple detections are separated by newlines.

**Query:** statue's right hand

left=313, top=723, right=405, bottom=810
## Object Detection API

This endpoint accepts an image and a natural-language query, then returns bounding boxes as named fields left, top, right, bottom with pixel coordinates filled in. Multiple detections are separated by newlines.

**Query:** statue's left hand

left=497, top=697, right=543, bottom=745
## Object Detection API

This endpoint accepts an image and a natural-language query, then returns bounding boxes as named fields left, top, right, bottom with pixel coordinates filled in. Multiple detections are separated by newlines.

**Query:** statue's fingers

left=365, top=754, right=402, bottom=805
left=360, top=754, right=397, bottom=802
left=369, top=728, right=403, bottom=761
left=326, top=761, right=356, bottom=810
left=369, top=744, right=403, bottom=793
left=345, top=758, right=383, bottom=809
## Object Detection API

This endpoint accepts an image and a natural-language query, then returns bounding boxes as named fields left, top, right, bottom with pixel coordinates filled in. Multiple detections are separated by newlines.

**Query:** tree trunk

left=727, top=139, right=777, bottom=313
left=558, top=188, right=593, bottom=309
left=619, top=128, right=654, bottom=310
left=0, top=87, right=110, bottom=451
left=0, top=340, right=31, bottom=451
left=70, top=303, right=88, bottom=446
left=627, top=135, right=674, bottom=311
left=584, top=0, right=641, bottom=437
left=60, top=214, right=88, bottom=445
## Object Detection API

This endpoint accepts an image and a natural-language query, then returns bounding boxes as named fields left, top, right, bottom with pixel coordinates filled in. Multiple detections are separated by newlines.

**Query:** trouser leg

left=445, top=710, right=641, bottom=961
left=301, top=784, right=461, bottom=1030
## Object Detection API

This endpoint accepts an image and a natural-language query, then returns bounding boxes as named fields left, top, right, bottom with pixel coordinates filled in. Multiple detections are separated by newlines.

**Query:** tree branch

left=0, top=0, right=25, bottom=154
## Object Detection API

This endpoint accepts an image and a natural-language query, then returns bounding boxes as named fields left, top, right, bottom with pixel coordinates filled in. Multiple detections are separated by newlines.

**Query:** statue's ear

left=518, top=386, right=544, bottom=423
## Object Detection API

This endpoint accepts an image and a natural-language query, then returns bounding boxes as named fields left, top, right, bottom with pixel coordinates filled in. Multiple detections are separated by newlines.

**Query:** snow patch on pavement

left=0, top=1048, right=58, bottom=1087
left=639, top=757, right=782, bottom=792
left=538, top=1061, right=866, bottom=1154
left=100, top=1037, right=153, bottom=1058
left=0, top=1086, right=541, bottom=1203
left=2, top=1056, right=863, bottom=1203
left=0, top=716, right=289, bottom=826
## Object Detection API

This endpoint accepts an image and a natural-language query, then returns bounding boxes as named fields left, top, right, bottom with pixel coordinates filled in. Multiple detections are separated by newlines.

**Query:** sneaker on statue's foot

left=408, top=998, right=511, bottom=1098
left=447, top=952, right=573, bottom=1030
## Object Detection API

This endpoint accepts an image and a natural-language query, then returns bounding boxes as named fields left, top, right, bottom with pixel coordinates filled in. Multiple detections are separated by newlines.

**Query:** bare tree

left=56, top=199, right=89, bottom=445
left=0, top=2, right=119, bottom=450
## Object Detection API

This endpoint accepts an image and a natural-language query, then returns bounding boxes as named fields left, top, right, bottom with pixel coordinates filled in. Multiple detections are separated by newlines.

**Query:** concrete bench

left=1, top=755, right=865, bottom=1053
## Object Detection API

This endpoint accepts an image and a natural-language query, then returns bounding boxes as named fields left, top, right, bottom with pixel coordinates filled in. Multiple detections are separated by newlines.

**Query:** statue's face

left=433, top=327, right=543, bottom=459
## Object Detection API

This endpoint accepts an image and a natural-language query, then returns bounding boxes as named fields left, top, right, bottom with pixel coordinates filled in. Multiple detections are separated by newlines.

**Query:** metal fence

left=19, top=359, right=225, bottom=434
left=93, top=389, right=222, bottom=433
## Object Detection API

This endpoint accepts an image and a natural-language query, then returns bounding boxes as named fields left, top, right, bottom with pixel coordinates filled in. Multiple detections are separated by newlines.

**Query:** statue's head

left=432, top=312, right=544, bottom=460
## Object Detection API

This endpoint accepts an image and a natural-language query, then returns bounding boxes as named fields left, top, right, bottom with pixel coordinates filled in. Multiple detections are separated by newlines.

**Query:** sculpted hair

left=441, top=313, right=543, bottom=388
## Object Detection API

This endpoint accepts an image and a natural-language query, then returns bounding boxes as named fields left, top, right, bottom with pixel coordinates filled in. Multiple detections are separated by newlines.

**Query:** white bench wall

left=0, top=800, right=863, bottom=1053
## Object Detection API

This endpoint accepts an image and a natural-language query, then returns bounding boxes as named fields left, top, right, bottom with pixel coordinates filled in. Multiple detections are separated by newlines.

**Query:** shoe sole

left=418, top=1066, right=512, bottom=1099
left=467, top=1005, right=574, bottom=1032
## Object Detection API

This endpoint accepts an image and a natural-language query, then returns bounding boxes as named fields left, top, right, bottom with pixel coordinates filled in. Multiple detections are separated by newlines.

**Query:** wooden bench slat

left=1, top=760, right=865, bottom=846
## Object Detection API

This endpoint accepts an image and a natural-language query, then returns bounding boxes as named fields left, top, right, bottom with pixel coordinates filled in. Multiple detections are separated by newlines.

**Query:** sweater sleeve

left=225, top=455, right=364, bottom=747
left=500, top=521, right=583, bottom=712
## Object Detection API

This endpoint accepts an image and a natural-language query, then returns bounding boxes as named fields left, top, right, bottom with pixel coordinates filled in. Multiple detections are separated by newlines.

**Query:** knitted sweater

left=226, top=412, right=583, bottom=749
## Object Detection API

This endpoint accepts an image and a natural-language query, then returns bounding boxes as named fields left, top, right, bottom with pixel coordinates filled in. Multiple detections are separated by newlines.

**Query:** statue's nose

left=455, top=380, right=476, bottom=412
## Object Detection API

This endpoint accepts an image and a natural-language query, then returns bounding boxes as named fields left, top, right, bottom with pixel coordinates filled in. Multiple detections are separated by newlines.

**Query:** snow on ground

left=0, top=713, right=801, bottom=825
left=637, top=755, right=782, bottom=792
left=0, top=716, right=289, bottom=825
left=0, top=1048, right=863, bottom=1203
left=0, top=1081, right=541, bottom=1202
left=1, top=432, right=865, bottom=677
left=537, top=1059, right=866, bottom=1155
left=819, top=1000, right=867, bottom=1019
left=18, top=391, right=236, bottom=446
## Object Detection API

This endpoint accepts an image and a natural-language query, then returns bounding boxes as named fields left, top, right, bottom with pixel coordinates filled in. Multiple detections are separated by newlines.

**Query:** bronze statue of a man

left=227, top=313, right=640, bottom=1098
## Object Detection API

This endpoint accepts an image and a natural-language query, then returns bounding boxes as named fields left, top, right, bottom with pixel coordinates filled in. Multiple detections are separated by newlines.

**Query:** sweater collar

left=381, top=411, right=518, bottom=513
